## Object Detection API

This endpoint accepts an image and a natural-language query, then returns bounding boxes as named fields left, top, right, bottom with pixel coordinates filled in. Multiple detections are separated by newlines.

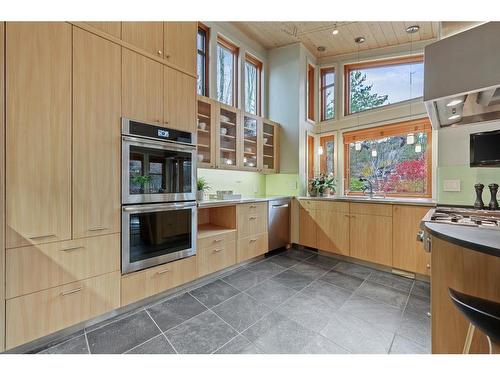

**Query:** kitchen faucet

left=359, top=177, right=374, bottom=198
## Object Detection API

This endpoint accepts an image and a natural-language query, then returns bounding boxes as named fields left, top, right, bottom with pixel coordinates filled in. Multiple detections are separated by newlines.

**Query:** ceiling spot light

left=406, top=25, right=420, bottom=34
left=355, top=142, right=362, bottom=151
left=447, top=99, right=464, bottom=107
left=318, top=145, right=324, bottom=155
left=354, top=36, right=365, bottom=44
left=317, top=46, right=326, bottom=52
left=371, top=149, right=377, bottom=158
left=415, top=143, right=422, bottom=153
left=406, top=133, right=415, bottom=145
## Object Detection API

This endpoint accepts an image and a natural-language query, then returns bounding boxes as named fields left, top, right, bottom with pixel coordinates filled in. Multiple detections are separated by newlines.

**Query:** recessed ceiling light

left=406, top=25, right=420, bottom=34
left=317, top=46, right=326, bottom=52
left=446, top=99, right=464, bottom=107
left=354, top=36, right=365, bottom=44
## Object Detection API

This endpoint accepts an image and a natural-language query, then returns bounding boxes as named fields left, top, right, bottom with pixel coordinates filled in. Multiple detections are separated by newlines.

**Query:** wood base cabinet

left=6, top=271, right=120, bottom=350
left=316, top=204, right=350, bottom=256
left=197, top=232, right=237, bottom=277
left=236, top=203, right=269, bottom=262
left=6, top=22, right=72, bottom=248
left=299, top=207, right=317, bottom=248
left=121, top=256, right=197, bottom=306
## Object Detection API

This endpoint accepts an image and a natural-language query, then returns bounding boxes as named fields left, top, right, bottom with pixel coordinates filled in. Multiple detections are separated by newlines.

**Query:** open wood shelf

left=220, top=120, right=236, bottom=126
left=220, top=147, right=236, bottom=152
left=197, top=128, right=210, bottom=133
left=197, top=224, right=237, bottom=239
left=197, top=113, right=210, bottom=119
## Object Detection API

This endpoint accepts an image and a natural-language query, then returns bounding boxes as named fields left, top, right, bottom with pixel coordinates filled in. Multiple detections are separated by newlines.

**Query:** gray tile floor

left=37, top=248, right=431, bottom=354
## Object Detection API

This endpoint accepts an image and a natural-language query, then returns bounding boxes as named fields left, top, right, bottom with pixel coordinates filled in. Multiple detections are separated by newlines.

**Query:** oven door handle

left=122, top=135, right=196, bottom=152
left=122, top=202, right=197, bottom=213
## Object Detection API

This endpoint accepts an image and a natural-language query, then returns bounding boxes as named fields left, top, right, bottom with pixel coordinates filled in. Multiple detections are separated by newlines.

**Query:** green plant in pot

left=197, top=177, right=211, bottom=200
left=309, top=173, right=336, bottom=197
left=131, top=175, right=152, bottom=194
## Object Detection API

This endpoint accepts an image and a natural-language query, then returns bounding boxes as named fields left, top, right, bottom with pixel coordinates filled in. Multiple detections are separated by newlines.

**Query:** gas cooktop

left=425, top=206, right=500, bottom=230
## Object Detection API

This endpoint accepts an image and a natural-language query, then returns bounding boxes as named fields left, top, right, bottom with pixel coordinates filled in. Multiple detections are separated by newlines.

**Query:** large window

left=244, top=54, right=262, bottom=115
left=343, top=119, right=432, bottom=197
left=345, top=56, right=424, bottom=115
left=216, top=35, right=239, bottom=106
left=320, top=67, right=335, bottom=121
left=307, top=64, right=315, bottom=121
left=197, top=23, right=209, bottom=96
left=319, top=135, right=335, bottom=175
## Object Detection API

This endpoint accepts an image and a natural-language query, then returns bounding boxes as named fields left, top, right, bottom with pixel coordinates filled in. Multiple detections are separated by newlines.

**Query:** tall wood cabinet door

left=316, top=210, right=350, bottom=256
left=163, top=22, right=197, bottom=74
left=6, top=22, right=72, bottom=248
left=84, top=22, right=121, bottom=38
left=164, top=66, right=196, bottom=132
left=299, top=208, right=317, bottom=249
left=73, top=29, right=121, bottom=239
left=122, top=48, right=163, bottom=123
left=350, top=214, right=393, bottom=267
left=121, top=22, right=164, bottom=57
left=0, top=21, right=5, bottom=353
left=393, top=205, right=431, bottom=275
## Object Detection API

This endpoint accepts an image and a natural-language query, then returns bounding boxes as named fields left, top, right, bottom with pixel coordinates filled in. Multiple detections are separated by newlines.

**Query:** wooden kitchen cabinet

left=163, top=22, right=197, bottom=74
left=392, top=205, right=432, bottom=275
left=73, top=28, right=121, bottom=239
left=164, top=66, right=197, bottom=132
left=196, top=96, right=216, bottom=168
left=237, top=233, right=269, bottom=263
left=6, top=271, right=120, bottom=350
left=240, top=112, right=262, bottom=171
left=236, top=203, right=269, bottom=262
left=121, top=21, right=164, bottom=57
left=299, top=207, right=317, bottom=249
left=121, top=256, right=197, bottom=306
left=262, top=119, right=280, bottom=174
left=197, top=231, right=237, bottom=277
left=316, top=202, right=350, bottom=256
left=122, top=48, right=163, bottom=123
left=6, top=22, right=72, bottom=248
left=84, top=22, right=121, bottom=38
left=216, top=103, right=241, bottom=169
left=349, top=208, right=393, bottom=267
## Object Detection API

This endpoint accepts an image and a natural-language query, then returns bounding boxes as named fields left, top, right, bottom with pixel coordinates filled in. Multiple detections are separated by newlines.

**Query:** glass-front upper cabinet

left=216, top=103, right=240, bottom=169
left=262, top=119, right=280, bottom=173
left=241, top=112, right=261, bottom=171
left=196, top=96, right=215, bottom=168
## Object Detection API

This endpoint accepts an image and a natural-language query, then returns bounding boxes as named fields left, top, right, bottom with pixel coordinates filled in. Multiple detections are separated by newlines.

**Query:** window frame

left=216, top=35, right=239, bottom=107
left=319, top=134, right=335, bottom=176
left=320, top=67, right=335, bottom=122
left=307, top=134, right=315, bottom=181
left=197, top=22, right=210, bottom=97
left=344, top=55, right=424, bottom=116
left=342, top=118, right=432, bottom=198
left=307, top=64, right=315, bottom=122
left=244, top=53, right=263, bottom=116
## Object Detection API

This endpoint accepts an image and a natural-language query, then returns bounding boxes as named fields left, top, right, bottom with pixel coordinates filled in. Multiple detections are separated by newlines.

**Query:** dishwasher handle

left=272, top=204, right=289, bottom=209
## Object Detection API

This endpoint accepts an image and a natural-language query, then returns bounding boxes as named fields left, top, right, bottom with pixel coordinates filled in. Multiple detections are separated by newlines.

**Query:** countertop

left=297, top=195, right=436, bottom=207
left=423, top=221, right=500, bottom=258
left=198, top=196, right=291, bottom=208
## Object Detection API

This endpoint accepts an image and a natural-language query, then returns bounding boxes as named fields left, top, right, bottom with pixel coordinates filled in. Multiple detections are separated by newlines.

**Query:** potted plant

left=131, top=175, right=152, bottom=194
left=197, top=177, right=211, bottom=200
left=308, top=173, right=336, bottom=197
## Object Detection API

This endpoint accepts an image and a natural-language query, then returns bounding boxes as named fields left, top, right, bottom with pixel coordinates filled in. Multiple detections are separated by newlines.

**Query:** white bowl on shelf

left=263, top=138, right=269, bottom=144
left=198, top=122, right=206, bottom=130
left=220, top=127, right=228, bottom=135
left=197, top=154, right=204, bottom=162
left=220, top=115, right=230, bottom=123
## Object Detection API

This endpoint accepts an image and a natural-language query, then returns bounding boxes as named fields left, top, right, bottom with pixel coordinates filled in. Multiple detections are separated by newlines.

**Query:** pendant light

left=406, top=133, right=415, bottom=145
left=406, top=25, right=419, bottom=145
left=415, top=143, right=422, bottom=153
left=332, top=23, right=339, bottom=35
left=355, top=141, right=362, bottom=151
left=371, top=149, right=378, bottom=158
left=354, top=36, right=365, bottom=153
left=318, top=145, right=324, bottom=155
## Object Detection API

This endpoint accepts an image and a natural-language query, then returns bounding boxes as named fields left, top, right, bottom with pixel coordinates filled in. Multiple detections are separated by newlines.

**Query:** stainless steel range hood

left=424, top=22, right=500, bottom=129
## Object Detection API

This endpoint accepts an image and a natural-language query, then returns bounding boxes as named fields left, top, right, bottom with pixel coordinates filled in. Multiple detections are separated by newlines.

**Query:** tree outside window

left=216, top=36, right=238, bottom=106
left=320, top=68, right=335, bottom=121
left=244, top=54, right=261, bottom=115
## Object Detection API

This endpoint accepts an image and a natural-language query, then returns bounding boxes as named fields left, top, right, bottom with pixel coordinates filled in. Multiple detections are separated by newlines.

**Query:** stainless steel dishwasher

left=268, top=198, right=291, bottom=251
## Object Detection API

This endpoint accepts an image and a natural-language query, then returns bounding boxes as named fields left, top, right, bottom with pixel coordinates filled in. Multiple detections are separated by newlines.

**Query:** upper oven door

left=122, top=135, right=197, bottom=204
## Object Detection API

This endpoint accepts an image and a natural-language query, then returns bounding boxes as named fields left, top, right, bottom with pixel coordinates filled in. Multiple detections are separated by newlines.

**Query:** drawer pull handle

left=249, top=239, right=257, bottom=243
left=88, top=226, right=108, bottom=232
left=157, top=269, right=171, bottom=275
left=61, top=287, right=83, bottom=296
left=344, top=214, right=350, bottom=218
left=29, top=234, right=56, bottom=240
left=212, top=249, right=223, bottom=253
left=426, top=264, right=431, bottom=269
left=249, top=205, right=257, bottom=208
left=61, top=246, right=84, bottom=252
left=249, top=216, right=257, bottom=220
left=213, top=239, right=223, bottom=243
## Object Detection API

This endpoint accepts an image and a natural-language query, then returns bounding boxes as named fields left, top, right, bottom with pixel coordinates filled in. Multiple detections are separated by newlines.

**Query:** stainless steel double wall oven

left=121, top=118, right=197, bottom=274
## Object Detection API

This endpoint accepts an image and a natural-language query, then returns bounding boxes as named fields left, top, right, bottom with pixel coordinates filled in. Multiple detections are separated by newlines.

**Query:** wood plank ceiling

left=231, top=22, right=439, bottom=58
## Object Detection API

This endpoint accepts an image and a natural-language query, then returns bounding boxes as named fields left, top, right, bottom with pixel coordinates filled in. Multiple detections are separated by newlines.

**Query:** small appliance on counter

left=121, top=118, right=198, bottom=274
left=215, top=190, right=242, bottom=200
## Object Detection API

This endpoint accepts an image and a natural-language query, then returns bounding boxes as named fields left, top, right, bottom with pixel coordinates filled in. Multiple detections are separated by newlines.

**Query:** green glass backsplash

left=437, top=165, right=500, bottom=205
left=197, top=169, right=300, bottom=197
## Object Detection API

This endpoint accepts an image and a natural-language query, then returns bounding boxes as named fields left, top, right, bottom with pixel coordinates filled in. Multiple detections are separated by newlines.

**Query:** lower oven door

left=122, top=202, right=197, bottom=274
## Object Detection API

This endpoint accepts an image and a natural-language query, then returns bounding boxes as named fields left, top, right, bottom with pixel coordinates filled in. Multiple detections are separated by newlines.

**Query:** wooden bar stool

left=449, top=288, right=500, bottom=354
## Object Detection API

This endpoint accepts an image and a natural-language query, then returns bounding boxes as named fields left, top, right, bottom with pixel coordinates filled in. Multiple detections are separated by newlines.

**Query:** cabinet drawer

left=237, top=213, right=267, bottom=239
left=319, top=201, right=350, bottom=213
left=198, top=231, right=236, bottom=249
left=298, top=199, right=320, bottom=210
left=6, top=271, right=120, bottom=350
left=121, top=256, right=197, bottom=306
left=237, top=233, right=268, bottom=263
left=197, top=239, right=236, bottom=277
left=6, top=234, right=120, bottom=298
left=349, top=202, right=392, bottom=217
left=237, top=202, right=267, bottom=217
